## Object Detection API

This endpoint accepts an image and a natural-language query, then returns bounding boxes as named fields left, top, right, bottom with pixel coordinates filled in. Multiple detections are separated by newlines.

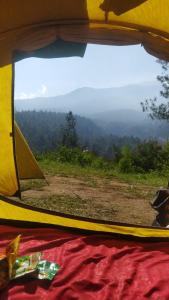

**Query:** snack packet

left=37, top=260, right=60, bottom=280
left=6, top=235, right=21, bottom=278
left=0, top=235, right=60, bottom=289
left=12, top=252, right=41, bottom=279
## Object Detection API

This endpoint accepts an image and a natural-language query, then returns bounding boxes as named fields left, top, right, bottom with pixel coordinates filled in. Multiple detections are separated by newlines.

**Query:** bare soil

left=19, top=175, right=157, bottom=226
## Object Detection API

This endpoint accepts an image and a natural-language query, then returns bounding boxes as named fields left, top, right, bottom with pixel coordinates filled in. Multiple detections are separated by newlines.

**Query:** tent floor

left=1, top=224, right=169, bottom=299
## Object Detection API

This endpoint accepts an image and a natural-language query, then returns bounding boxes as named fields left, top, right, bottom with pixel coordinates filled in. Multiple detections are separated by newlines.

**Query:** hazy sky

left=15, top=43, right=162, bottom=100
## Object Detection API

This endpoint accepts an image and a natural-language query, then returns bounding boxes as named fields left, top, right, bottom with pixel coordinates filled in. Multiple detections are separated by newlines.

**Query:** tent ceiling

left=0, top=0, right=169, bottom=64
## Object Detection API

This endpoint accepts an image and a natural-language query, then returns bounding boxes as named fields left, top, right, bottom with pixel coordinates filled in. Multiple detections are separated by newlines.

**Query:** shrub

left=118, top=146, right=134, bottom=173
left=91, top=157, right=109, bottom=169
left=132, top=140, right=162, bottom=172
left=55, top=146, right=99, bottom=167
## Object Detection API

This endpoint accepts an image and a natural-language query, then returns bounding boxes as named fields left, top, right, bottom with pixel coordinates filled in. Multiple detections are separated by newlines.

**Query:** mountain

left=15, top=82, right=160, bottom=115
left=92, top=109, right=169, bottom=140
left=15, top=82, right=169, bottom=140
left=92, top=109, right=147, bottom=124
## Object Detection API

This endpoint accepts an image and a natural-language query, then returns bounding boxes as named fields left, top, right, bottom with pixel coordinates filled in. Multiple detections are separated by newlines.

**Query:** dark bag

left=151, top=189, right=169, bottom=227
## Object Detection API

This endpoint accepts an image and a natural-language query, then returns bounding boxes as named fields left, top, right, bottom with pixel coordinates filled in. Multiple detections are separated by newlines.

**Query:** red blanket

left=1, top=225, right=169, bottom=300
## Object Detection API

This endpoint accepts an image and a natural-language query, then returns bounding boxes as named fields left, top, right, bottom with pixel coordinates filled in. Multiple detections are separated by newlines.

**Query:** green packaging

left=12, top=252, right=41, bottom=279
left=12, top=253, right=60, bottom=281
left=37, top=260, right=60, bottom=280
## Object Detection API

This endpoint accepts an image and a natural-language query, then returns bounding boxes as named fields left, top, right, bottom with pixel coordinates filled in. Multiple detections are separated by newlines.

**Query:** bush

left=56, top=146, right=76, bottom=163
left=159, top=140, right=169, bottom=170
left=37, top=141, right=169, bottom=174
left=91, top=157, right=109, bottom=169
left=118, top=146, right=134, bottom=173
left=35, top=151, right=57, bottom=161
left=38, top=146, right=113, bottom=170
left=132, top=140, right=162, bottom=172
left=50, top=146, right=107, bottom=169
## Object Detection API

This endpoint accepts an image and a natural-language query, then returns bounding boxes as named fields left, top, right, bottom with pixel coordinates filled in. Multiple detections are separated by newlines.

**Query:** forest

left=15, top=110, right=140, bottom=158
left=15, top=110, right=169, bottom=174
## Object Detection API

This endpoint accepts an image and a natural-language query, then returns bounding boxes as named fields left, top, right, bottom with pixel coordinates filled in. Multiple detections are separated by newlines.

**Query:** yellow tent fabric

left=0, top=64, right=44, bottom=197
left=0, top=0, right=169, bottom=65
left=0, top=63, right=19, bottom=197
left=14, top=122, right=44, bottom=180
left=1, top=196, right=169, bottom=239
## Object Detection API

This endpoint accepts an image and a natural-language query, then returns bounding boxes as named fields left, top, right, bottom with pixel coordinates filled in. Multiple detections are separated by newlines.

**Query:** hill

left=15, top=111, right=103, bottom=152
left=15, top=82, right=160, bottom=115
left=92, top=109, right=169, bottom=140
left=15, top=110, right=140, bottom=157
left=92, top=109, right=146, bottom=123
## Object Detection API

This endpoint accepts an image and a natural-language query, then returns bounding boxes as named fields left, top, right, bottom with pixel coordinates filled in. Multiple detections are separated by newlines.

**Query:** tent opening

left=13, top=43, right=169, bottom=228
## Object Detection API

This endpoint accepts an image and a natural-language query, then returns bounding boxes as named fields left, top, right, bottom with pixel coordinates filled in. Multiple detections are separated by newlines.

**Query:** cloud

left=16, top=84, right=48, bottom=100
left=41, top=84, right=47, bottom=95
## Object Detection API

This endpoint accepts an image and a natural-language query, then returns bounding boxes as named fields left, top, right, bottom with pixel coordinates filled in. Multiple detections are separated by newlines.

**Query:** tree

left=61, top=111, right=78, bottom=148
left=141, top=60, right=169, bottom=120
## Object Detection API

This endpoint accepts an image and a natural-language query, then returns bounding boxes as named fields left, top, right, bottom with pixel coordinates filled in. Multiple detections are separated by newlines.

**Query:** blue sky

left=15, top=43, right=162, bottom=99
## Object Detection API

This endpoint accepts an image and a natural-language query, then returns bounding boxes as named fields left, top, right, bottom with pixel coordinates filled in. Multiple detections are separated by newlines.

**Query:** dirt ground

left=19, top=175, right=157, bottom=226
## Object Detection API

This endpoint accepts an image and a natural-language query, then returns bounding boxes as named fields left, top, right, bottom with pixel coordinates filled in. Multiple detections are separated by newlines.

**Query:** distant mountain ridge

left=92, top=109, right=147, bottom=123
left=92, top=109, right=169, bottom=140
left=15, top=82, right=161, bottom=115
left=15, top=82, right=169, bottom=140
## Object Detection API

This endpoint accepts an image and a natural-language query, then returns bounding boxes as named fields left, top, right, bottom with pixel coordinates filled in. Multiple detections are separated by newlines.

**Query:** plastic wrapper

left=6, top=235, right=21, bottom=278
left=12, top=254, right=59, bottom=281
left=37, top=260, right=60, bottom=280
left=12, top=252, right=41, bottom=279
left=0, top=235, right=60, bottom=290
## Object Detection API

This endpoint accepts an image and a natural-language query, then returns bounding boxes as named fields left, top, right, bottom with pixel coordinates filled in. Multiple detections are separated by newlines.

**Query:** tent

left=14, top=122, right=44, bottom=180
left=1, top=1, right=169, bottom=298
left=0, top=121, right=44, bottom=196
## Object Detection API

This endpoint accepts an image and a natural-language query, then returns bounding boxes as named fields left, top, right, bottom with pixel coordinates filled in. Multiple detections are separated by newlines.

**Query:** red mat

left=0, top=225, right=169, bottom=299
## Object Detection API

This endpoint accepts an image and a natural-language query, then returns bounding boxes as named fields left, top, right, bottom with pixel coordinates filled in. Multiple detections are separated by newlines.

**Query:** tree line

left=15, top=109, right=169, bottom=174
left=15, top=110, right=140, bottom=159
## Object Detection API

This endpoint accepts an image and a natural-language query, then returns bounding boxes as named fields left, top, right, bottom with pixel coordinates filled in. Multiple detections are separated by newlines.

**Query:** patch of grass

left=112, top=170, right=168, bottom=188
left=39, top=159, right=107, bottom=177
left=84, top=177, right=98, bottom=188
left=21, top=194, right=116, bottom=221
left=40, top=159, right=169, bottom=188
left=20, top=179, right=47, bottom=192
left=122, top=185, right=155, bottom=200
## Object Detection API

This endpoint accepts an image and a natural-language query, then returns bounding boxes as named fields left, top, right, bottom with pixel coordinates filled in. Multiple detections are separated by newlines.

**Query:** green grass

left=112, top=169, right=169, bottom=187
left=39, top=159, right=169, bottom=188
left=40, top=159, right=106, bottom=176
left=20, top=179, right=47, bottom=192
left=20, top=194, right=116, bottom=221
